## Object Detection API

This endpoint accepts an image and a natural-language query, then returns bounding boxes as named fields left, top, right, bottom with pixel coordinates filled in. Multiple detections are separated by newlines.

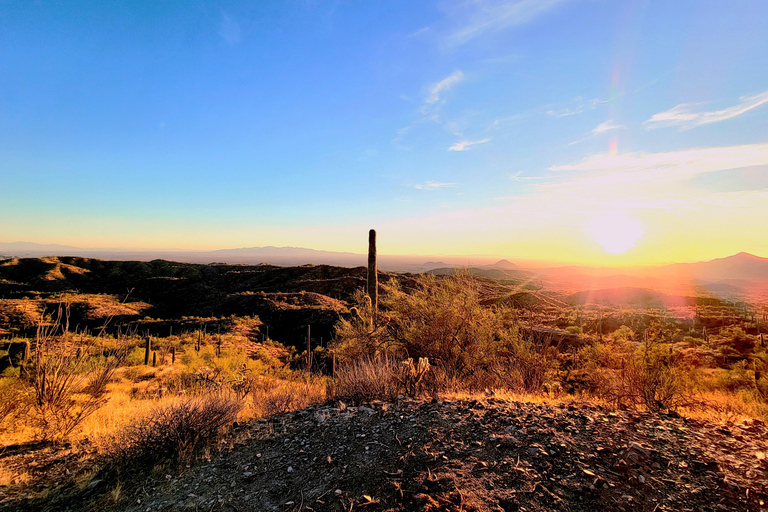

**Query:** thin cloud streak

left=546, top=97, right=604, bottom=117
left=448, top=138, right=491, bottom=151
left=447, top=0, right=567, bottom=46
left=413, top=181, right=458, bottom=190
left=425, top=70, right=465, bottom=105
left=549, top=143, right=768, bottom=178
left=592, top=120, right=625, bottom=134
left=644, top=90, right=768, bottom=129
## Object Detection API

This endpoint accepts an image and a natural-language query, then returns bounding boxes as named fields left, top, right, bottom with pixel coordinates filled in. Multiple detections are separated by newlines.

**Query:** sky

left=1, top=0, right=768, bottom=266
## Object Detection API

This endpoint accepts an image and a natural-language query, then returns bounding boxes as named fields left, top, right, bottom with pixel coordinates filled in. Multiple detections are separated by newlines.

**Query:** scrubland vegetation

left=332, top=274, right=768, bottom=420
left=0, top=266, right=767, bottom=507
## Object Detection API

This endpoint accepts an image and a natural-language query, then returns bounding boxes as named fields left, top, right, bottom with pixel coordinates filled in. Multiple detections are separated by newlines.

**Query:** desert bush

left=600, top=340, right=695, bottom=412
left=172, top=345, right=287, bottom=397
left=333, top=274, right=560, bottom=394
left=110, top=392, right=241, bottom=471
left=251, top=376, right=326, bottom=416
left=505, top=336, right=558, bottom=392
left=27, top=307, right=127, bottom=440
left=0, top=377, right=26, bottom=428
left=382, top=275, right=522, bottom=380
left=755, top=352, right=768, bottom=401
left=331, top=356, right=402, bottom=404
left=718, top=327, right=756, bottom=355
left=333, top=289, right=387, bottom=361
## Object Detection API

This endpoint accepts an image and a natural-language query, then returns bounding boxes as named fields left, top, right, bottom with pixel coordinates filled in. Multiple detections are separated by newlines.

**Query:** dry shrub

left=505, top=337, right=558, bottom=393
left=600, top=342, right=696, bottom=412
left=333, top=274, right=559, bottom=395
left=110, top=392, right=241, bottom=472
left=27, top=308, right=126, bottom=440
left=0, top=377, right=25, bottom=428
left=331, top=356, right=401, bottom=404
left=250, top=376, right=326, bottom=417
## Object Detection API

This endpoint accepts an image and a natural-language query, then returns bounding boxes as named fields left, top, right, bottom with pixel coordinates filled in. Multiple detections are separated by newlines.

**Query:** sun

left=584, top=213, right=644, bottom=254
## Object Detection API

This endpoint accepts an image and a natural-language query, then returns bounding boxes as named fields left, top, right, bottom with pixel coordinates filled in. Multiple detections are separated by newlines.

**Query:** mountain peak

left=730, top=252, right=763, bottom=261
left=490, top=259, right=518, bottom=270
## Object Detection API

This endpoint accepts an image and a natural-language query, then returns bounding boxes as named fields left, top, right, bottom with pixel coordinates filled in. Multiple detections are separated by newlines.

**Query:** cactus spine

left=367, top=229, right=378, bottom=314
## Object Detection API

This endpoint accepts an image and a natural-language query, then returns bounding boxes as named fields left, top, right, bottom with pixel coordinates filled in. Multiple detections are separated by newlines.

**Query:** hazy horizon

left=1, top=239, right=767, bottom=270
left=2, top=1, right=767, bottom=266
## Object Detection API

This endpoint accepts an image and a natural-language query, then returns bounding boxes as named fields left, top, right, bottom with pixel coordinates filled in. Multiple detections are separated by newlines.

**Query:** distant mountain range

left=2, top=243, right=767, bottom=297
left=0, top=242, right=501, bottom=272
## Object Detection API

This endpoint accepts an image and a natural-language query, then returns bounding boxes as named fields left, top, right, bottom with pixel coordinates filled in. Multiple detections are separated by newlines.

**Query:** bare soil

left=2, top=397, right=767, bottom=511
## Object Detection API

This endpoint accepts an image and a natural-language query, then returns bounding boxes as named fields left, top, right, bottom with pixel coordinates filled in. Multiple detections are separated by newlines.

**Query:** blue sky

left=2, top=0, right=767, bottom=264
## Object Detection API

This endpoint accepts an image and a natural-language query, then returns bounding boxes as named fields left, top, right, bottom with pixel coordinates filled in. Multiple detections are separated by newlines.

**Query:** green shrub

left=381, top=274, right=519, bottom=380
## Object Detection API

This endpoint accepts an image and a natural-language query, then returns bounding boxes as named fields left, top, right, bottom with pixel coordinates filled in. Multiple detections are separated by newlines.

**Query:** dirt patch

left=4, top=398, right=766, bottom=511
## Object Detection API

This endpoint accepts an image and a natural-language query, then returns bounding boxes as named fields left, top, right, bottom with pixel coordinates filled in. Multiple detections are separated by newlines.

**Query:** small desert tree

left=383, top=274, right=510, bottom=377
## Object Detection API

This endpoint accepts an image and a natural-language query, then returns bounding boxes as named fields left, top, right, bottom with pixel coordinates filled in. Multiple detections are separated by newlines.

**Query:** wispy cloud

left=218, top=14, right=242, bottom=46
left=510, top=175, right=548, bottom=182
left=549, top=143, right=768, bottom=178
left=592, top=120, right=625, bottom=134
left=426, top=70, right=465, bottom=105
left=644, top=90, right=768, bottom=130
left=394, top=71, right=466, bottom=149
left=447, top=0, right=567, bottom=46
left=448, top=138, right=491, bottom=151
left=546, top=97, right=604, bottom=117
left=413, top=181, right=458, bottom=190
left=409, top=26, right=431, bottom=38
left=441, top=143, right=768, bottom=228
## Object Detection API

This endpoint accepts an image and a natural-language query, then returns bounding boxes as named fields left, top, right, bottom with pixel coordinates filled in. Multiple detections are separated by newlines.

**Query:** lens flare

left=585, top=213, right=644, bottom=254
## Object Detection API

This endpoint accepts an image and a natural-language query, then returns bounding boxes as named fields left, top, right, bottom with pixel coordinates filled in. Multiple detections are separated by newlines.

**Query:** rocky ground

left=3, top=397, right=767, bottom=511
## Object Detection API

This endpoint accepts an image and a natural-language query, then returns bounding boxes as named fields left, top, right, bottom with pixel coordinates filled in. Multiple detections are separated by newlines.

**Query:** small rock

left=335, top=489, right=343, bottom=496
left=287, top=466, right=293, bottom=473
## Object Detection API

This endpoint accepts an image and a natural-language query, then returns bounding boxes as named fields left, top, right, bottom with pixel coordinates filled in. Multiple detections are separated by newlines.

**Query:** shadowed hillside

left=0, top=257, right=416, bottom=347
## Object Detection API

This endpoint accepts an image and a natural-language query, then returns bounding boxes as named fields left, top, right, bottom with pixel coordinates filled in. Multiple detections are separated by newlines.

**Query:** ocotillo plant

left=367, top=229, right=378, bottom=314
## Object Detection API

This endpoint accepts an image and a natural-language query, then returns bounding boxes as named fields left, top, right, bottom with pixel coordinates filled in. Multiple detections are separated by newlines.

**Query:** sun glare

left=584, top=213, right=644, bottom=254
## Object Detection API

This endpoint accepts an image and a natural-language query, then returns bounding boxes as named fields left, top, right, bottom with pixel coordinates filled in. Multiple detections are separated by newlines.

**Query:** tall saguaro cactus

left=367, top=229, right=378, bottom=314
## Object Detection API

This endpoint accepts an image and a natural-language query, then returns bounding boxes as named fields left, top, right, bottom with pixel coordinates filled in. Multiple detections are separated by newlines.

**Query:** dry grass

left=331, top=356, right=402, bottom=405
left=679, top=390, right=768, bottom=423
left=0, top=466, right=30, bottom=487
left=105, top=391, right=242, bottom=473
left=249, top=375, right=327, bottom=417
